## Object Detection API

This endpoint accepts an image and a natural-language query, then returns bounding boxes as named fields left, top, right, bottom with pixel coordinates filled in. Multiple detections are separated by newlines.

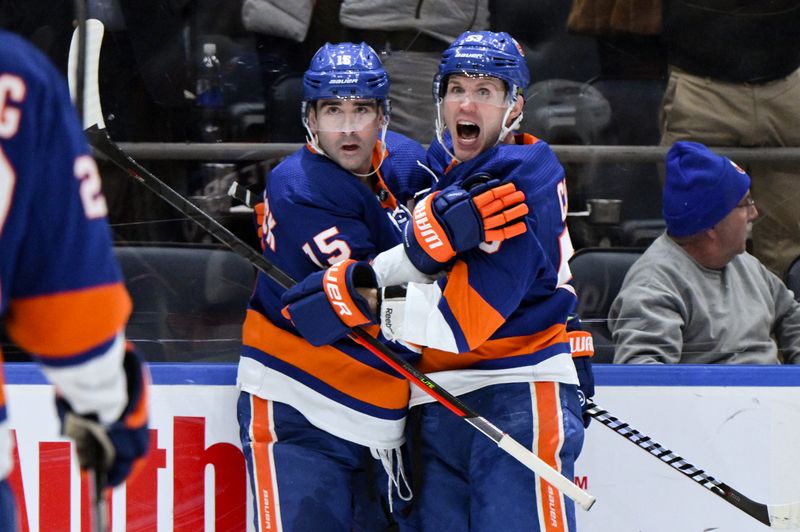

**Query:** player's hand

left=281, top=259, right=377, bottom=346
left=57, top=348, right=150, bottom=487
left=568, top=330, right=595, bottom=428
left=403, top=174, right=529, bottom=274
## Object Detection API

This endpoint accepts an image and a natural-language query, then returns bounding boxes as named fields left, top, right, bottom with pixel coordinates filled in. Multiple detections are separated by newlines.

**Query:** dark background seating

left=570, top=247, right=643, bottom=363
left=116, top=244, right=255, bottom=362
left=785, top=255, right=800, bottom=299
left=584, top=77, right=667, bottom=240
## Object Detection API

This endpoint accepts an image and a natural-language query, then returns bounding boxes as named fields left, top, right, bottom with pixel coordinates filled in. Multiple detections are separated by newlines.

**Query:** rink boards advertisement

left=5, top=363, right=800, bottom=531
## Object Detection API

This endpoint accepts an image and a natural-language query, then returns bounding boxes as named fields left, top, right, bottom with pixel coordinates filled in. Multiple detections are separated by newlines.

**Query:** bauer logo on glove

left=282, top=259, right=378, bottom=346
left=324, top=260, right=364, bottom=322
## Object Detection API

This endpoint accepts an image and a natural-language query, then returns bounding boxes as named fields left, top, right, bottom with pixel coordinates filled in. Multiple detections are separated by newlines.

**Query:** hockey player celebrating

left=0, top=31, right=150, bottom=529
left=283, top=31, right=594, bottom=530
left=240, top=41, right=530, bottom=531
left=398, top=31, right=594, bottom=530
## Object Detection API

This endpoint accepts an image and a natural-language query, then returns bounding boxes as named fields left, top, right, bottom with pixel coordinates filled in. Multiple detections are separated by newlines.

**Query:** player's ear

left=507, top=95, right=524, bottom=126
left=307, top=104, right=319, bottom=130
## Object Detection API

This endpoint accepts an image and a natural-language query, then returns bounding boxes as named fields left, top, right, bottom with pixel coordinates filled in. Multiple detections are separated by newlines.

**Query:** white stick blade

left=68, top=19, right=106, bottom=130
left=770, top=502, right=800, bottom=529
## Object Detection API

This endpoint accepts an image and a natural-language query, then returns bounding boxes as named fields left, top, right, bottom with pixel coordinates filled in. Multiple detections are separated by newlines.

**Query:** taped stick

left=587, top=401, right=800, bottom=528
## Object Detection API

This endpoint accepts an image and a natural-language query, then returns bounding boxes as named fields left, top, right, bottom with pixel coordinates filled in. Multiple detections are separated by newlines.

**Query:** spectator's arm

left=609, top=280, right=686, bottom=364
left=768, top=273, right=800, bottom=364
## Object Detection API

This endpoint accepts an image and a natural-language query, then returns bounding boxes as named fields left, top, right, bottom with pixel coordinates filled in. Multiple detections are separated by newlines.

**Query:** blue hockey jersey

left=0, top=31, right=131, bottom=480
left=400, top=133, right=580, bottom=404
left=238, top=131, right=429, bottom=448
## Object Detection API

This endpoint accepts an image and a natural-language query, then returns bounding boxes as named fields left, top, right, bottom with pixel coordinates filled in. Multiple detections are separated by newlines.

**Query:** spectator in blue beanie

left=609, top=141, right=800, bottom=364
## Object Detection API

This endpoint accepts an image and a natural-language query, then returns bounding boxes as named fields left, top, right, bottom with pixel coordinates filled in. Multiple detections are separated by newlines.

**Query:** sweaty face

left=307, top=99, right=382, bottom=174
left=442, top=74, right=521, bottom=162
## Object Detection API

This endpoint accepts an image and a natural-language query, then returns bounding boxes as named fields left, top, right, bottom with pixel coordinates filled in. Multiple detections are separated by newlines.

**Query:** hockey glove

left=375, top=285, right=423, bottom=354
left=57, top=347, right=150, bottom=487
left=403, top=174, right=529, bottom=274
left=568, top=329, right=595, bottom=428
left=281, top=259, right=378, bottom=346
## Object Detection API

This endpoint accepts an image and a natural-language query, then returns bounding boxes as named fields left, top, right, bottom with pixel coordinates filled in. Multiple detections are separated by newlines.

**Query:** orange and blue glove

left=403, top=174, right=529, bottom=274
left=281, top=259, right=377, bottom=346
left=568, top=328, right=595, bottom=428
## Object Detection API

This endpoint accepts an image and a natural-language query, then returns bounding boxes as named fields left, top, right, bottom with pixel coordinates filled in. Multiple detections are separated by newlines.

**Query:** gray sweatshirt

left=609, top=234, right=800, bottom=364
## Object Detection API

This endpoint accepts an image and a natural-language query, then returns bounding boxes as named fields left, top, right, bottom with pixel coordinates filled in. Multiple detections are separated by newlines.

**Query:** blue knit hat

left=663, top=141, right=751, bottom=237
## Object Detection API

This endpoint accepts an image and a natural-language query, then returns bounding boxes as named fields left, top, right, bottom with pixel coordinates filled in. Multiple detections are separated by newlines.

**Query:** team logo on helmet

left=729, top=160, right=746, bottom=174
left=512, top=37, right=525, bottom=58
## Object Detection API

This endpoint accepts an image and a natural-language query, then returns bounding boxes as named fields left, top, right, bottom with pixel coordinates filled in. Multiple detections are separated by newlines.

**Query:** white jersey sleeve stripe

left=40, top=332, right=127, bottom=424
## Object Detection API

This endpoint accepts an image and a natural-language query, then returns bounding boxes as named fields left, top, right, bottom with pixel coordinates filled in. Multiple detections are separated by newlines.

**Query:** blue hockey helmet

left=301, top=42, right=391, bottom=173
left=303, top=42, right=390, bottom=103
left=433, top=31, right=530, bottom=103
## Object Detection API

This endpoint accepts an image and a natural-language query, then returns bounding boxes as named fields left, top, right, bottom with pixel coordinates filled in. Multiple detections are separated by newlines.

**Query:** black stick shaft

left=586, top=401, right=772, bottom=526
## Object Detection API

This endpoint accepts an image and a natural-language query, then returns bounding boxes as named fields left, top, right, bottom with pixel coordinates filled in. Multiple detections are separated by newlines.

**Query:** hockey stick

left=71, top=20, right=595, bottom=511
left=586, top=401, right=800, bottom=528
left=68, top=8, right=108, bottom=532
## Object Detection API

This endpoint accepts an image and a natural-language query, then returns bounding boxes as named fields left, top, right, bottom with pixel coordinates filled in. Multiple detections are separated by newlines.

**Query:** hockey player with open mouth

left=238, top=39, right=529, bottom=531
left=283, top=31, right=594, bottom=531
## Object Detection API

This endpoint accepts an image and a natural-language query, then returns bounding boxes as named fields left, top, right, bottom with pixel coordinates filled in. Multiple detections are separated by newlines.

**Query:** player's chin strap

left=353, top=115, right=389, bottom=179
left=497, top=99, right=524, bottom=147
left=370, top=446, right=412, bottom=513
left=496, top=83, right=525, bottom=147
left=301, top=101, right=325, bottom=156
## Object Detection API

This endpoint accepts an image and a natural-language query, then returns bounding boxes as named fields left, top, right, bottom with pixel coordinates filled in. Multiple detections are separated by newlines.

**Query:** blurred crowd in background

left=4, top=0, right=800, bottom=364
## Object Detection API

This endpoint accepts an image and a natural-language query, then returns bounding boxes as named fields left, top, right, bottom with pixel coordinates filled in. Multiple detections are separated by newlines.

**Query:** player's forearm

left=40, top=332, right=128, bottom=424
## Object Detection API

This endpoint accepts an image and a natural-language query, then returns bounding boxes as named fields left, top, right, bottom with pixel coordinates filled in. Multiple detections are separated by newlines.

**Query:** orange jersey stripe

left=517, top=132, right=540, bottom=145
left=252, top=396, right=281, bottom=532
left=534, top=382, right=567, bottom=532
left=243, top=310, right=408, bottom=410
left=441, top=261, right=506, bottom=350
left=418, top=322, right=568, bottom=373
left=6, top=283, right=131, bottom=357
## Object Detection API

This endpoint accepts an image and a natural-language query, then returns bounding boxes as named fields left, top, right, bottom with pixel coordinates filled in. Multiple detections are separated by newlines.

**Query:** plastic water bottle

left=195, top=42, right=225, bottom=142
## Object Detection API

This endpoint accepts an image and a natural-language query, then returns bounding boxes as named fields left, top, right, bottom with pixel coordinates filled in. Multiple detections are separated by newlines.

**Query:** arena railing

left=109, top=143, right=800, bottom=163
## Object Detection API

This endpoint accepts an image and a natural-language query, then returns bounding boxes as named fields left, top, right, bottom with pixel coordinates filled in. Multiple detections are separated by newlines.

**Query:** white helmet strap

left=496, top=97, right=523, bottom=147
